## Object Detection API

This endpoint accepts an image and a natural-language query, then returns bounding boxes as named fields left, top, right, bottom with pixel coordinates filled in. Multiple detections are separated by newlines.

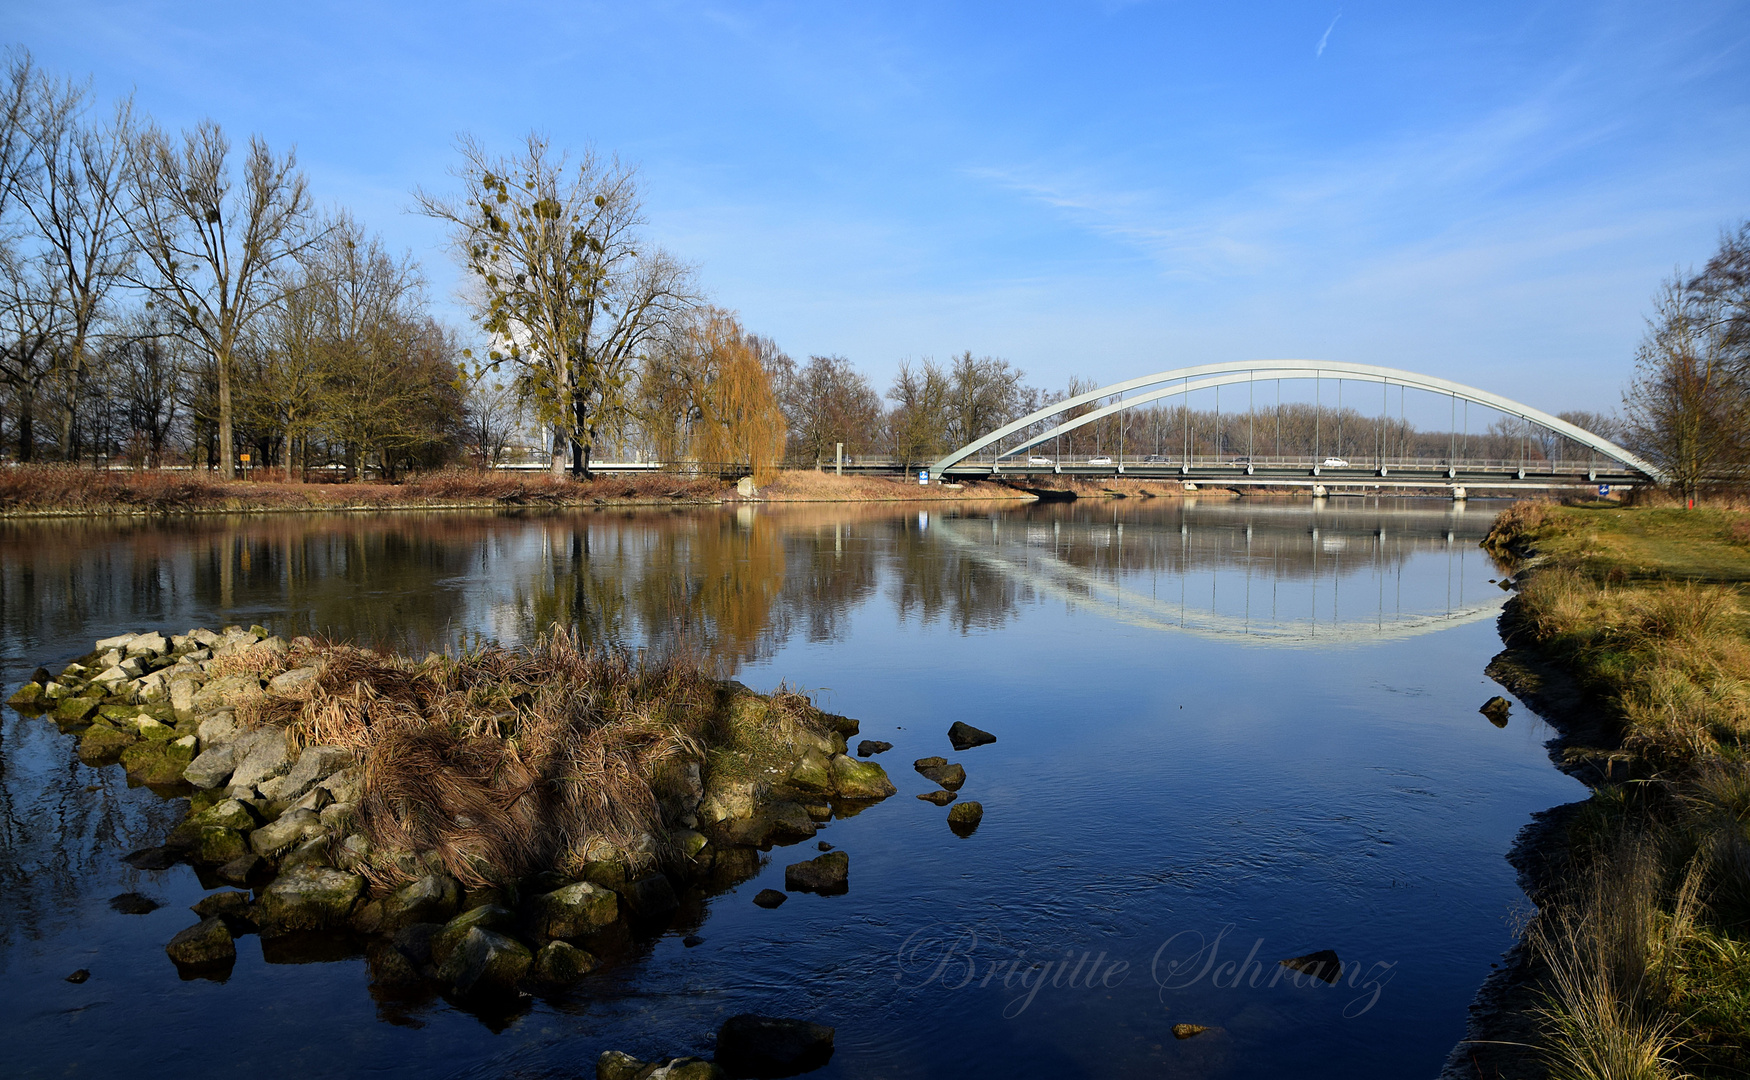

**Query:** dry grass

left=1532, top=837, right=1703, bottom=1080
left=240, top=627, right=831, bottom=889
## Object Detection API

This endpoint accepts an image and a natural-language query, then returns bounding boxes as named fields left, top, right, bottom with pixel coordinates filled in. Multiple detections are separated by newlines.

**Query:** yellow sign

left=240, top=453, right=251, bottom=463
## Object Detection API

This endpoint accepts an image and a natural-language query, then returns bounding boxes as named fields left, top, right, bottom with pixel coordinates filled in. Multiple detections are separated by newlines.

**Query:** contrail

left=1316, top=12, right=1341, bottom=57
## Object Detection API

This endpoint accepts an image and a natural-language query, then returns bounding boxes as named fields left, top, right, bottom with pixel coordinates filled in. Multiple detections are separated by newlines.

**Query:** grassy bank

left=0, top=466, right=1034, bottom=517
left=1480, top=502, right=1750, bottom=1078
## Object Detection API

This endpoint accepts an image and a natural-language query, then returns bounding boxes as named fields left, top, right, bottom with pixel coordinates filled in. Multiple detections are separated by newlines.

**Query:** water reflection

left=0, top=498, right=1500, bottom=673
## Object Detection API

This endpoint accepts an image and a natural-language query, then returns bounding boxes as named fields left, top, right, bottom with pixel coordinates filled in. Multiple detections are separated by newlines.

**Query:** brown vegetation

left=241, top=628, right=832, bottom=890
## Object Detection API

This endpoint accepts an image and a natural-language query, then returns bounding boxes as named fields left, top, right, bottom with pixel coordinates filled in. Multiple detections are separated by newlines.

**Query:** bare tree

left=944, top=351, right=1028, bottom=453
left=465, top=375, right=526, bottom=467
left=887, top=360, right=951, bottom=469
left=1623, top=278, right=1746, bottom=500
left=125, top=119, right=315, bottom=478
left=416, top=133, right=694, bottom=478
left=780, top=353, right=882, bottom=466
left=11, top=67, right=135, bottom=460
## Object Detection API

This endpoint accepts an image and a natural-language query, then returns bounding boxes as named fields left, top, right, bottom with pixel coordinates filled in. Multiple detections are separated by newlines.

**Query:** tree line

left=0, top=48, right=1732, bottom=488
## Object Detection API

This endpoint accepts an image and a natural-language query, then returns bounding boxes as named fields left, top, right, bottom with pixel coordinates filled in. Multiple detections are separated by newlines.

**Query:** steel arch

left=927, top=360, right=1665, bottom=482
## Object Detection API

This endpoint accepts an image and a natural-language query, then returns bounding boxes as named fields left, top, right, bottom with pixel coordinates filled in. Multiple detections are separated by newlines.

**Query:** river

left=0, top=497, right=1584, bottom=1078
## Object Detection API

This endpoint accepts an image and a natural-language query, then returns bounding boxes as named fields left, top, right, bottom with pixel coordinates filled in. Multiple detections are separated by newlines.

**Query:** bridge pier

left=1451, top=486, right=1468, bottom=501
left=1312, top=484, right=1327, bottom=498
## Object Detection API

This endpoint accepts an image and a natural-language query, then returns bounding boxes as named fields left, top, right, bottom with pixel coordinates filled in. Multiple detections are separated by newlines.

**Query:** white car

left=1088, top=456, right=1114, bottom=466
left=1027, top=456, right=1052, bottom=465
left=1322, top=457, right=1349, bottom=468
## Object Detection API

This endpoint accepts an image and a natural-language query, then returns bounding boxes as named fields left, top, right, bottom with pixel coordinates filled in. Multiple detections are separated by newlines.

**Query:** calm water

left=0, top=498, right=1582, bottom=1078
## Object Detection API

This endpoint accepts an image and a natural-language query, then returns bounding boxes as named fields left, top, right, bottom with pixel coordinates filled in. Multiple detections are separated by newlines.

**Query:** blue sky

left=5, top=1, right=1748, bottom=414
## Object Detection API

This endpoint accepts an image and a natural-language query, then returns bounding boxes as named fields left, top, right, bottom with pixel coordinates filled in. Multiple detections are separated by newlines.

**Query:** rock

left=334, top=833, right=373, bottom=872
left=530, top=882, right=619, bottom=939
left=189, top=673, right=265, bottom=714
left=182, top=742, right=237, bottom=789
left=715, top=1014, right=835, bottom=1077
left=54, top=696, right=101, bottom=723
left=855, top=739, right=892, bottom=757
left=131, top=715, right=176, bottom=740
left=191, top=890, right=254, bottom=923
left=784, top=851, right=849, bottom=896
left=683, top=934, right=704, bottom=947
left=829, top=755, right=896, bottom=799
left=119, top=737, right=196, bottom=785
left=947, top=721, right=996, bottom=750
left=77, top=724, right=136, bottom=761
left=917, top=790, right=956, bottom=806
left=533, top=940, right=598, bottom=984
left=92, top=666, right=130, bottom=688
left=651, top=1061, right=725, bottom=1079
left=216, top=853, right=264, bottom=886
left=127, top=631, right=170, bottom=657
left=1279, top=949, right=1342, bottom=984
left=290, top=785, right=333, bottom=814
left=432, top=905, right=517, bottom=966
left=250, top=808, right=321, bottom=856
left=1171, top=1023, right=1209, bottom=1039
left=381, top=874, right=461, bottom=931
left=189, top=628, right=221, bottom=648
left=195, top=710, right=236, bottom=746
left=598, top=1051, right=649, bottom=1080
left=914, top=759, right=965, bottom=792
left=673, top=828, right=711, bottom=864
left=6, top=682, right=43, bottom=708
left=258, top=744, right=353, bottom=802
left=753, top=889, right=788, bottom=908
left=65, top=969, right=89, bottom=983
left=391, top=922, right=442, bottom=967
left=816, top=841, right=832, bottom=851
left=226, top=727, right=294, bottom=791
left=165, top=916, right=235, bottom=966
left=267, top=665, right=321, bottom=694
left=619, top=874, right=679, bottom=922
left=192, top=798, right=257, bottom=832
left=109, top=892, right=160, bottom=914
left=94, top=632, right=137, bottom=652
left=193, top=826, right=249, bottom=864
left=1480, top=696, right=1512, bottom=727
left=277, top=835, right=334, bottom=871
left=721, top=801, right=817, bottom=846
left=254, top=867, right=364, bottom=934
left=786, top=748, right=834, bottom=794
left=169, top=677, right=203, bottom=717
left=437, top=927, right=531, bottom=997
left=318, top=801, right=356, bottom=832
left=947, top=801, right=984, bottom=836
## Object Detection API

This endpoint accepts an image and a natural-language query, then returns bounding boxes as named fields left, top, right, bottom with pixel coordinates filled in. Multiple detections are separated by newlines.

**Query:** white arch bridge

left=926, top=360, right=1664, bottom=492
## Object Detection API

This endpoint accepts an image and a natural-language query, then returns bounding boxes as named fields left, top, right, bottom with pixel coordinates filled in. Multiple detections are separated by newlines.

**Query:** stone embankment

left=10, top=625, right=899, bottom=1006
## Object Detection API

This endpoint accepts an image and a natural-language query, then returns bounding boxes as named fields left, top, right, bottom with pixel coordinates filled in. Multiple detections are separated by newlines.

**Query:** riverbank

left=1452, top=502, right=1750, bottom=1079
left=5, top=624, right=898, bottom=1005
left=0, top=466, right=1037, bottom=518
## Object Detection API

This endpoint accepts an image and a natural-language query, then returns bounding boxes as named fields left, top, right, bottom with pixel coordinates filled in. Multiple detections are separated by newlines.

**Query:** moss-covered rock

left=947, top=801, right=984, bottom=836
left=437, top=927, right=530, bottom=996
left=165, top=916, right=235, bottom=966
left=529, top=881, right=618, bottom=939
left=186, top=826, right=247, bottom=864
left=7, top=681, right=44, bottom=708
left=431, top=905, right=517, bottom=966
left=380, top=874, right=461, bottom=931
left=77, top=723, right=137, bottom=762
left=119, top=735, right=196, bottom=785
left=254, top=867, right=364, bottom=934
left=784, top=850, right=849, bottom=895
left=533, top=939, right=598, bottom=985
left=54, top=695, right=102, bottom=723
left=831, top=754, right=897, bottom=798
left=192, top=799, right=258, bottom=832
left=786, top=748, right=834, bottom=794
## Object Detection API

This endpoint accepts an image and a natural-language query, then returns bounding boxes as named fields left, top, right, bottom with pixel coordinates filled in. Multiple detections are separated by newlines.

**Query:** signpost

left=1598, top=484, right=1610, bottom=497
left=918, top=470, right=928, bottom=486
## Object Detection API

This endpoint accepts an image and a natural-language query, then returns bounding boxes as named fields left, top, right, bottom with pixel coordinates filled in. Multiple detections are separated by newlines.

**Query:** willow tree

left=643, top=308, right=786, bottom=483
left=417, top=133, right=693, bottom=478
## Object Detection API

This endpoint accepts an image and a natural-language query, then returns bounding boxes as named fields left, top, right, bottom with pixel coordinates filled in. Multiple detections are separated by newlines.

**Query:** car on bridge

left=1142, top=454, right=1168, bottom=463
left=1322, top=457, right=1349, bottom=468
left=1088, top=456, right=1114, bottom=466
left=1027, top=456, right=1053, bottom=465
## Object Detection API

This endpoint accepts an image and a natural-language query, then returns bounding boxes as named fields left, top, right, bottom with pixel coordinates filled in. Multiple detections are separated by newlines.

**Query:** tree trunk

left=17, top=385, right=34, bottom=463
left=551, top=424, right=567, bottom=477
left=216, top=346, right=236, bottom=480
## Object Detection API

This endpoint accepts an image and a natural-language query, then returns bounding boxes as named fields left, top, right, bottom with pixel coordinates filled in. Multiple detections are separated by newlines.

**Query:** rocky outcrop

left=165, top=916, right=235, bottom=966
left=255, top=867, right=365, bottom=934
